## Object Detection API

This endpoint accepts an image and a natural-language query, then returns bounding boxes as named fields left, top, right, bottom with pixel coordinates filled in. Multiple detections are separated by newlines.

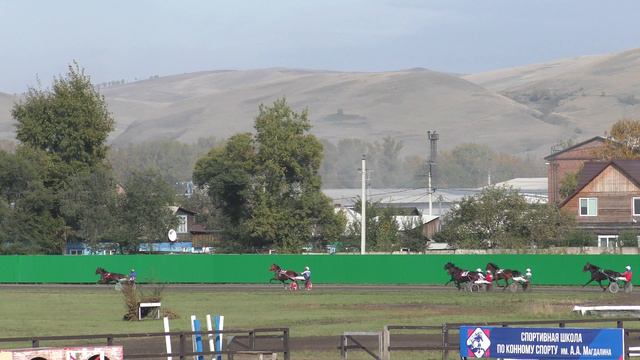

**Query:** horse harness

left=278, top=269, right=295, bottom=280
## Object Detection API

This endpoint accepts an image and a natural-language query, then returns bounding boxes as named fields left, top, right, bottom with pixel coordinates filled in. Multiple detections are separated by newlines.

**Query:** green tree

left=116, top=170, right=177, bottom=253
left=559, top=169, right=579, bottom=199
left=60, top=164, right=120, bottom=252
left=347, top=198, right=405, bottom=252
left=435, top=186, right=573, bottom=249
left=13, top=63, right=114, bottom=172
left=398, top=217, right=427, bottom=252
left=596, top=118, right=640, bottom=160
left=194, top=99, right=342, bottom=252
left=9, top=63, right=115, bottom=253
left=373, top=209, right=399, bottom=252
left=0, top=148, right=64, bottom=254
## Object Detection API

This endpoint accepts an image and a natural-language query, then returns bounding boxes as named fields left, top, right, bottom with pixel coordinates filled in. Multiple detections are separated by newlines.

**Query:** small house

left=560, top=160, right=640, bottom=247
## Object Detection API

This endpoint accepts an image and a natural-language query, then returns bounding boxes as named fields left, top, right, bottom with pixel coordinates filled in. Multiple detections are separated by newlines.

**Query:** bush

left=122, top=283, right=178, bottom=321
left=563, top=230, right=594, bottom=247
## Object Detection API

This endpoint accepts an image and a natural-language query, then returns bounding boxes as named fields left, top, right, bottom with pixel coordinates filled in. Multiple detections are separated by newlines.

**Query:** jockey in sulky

left=617, top=265, right=632, bottom=284
left=513, top=268, right=532, bottom=283
left=485, top=269, right=493, bottom=290
left=474, top=268, right=491, bottom=286
left=301, top=266, right=312, bottom=290
left=290, top=266, right=312, bottom=291
left=128, top=268, right=137, bottom=284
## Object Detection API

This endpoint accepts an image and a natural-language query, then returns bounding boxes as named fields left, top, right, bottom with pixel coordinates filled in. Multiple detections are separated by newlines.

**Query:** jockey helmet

left=526, top=268, right=531, bottom=272
left=486, top=270, right=491, bottom=273
left=305, top=266, right=309, bottom=271
left=476, top=268, right=482, bottom=273
left=626, top=265, right=631, bottom=271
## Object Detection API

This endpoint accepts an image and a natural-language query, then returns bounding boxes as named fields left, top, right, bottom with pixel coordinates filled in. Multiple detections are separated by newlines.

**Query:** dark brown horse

left=444, top=262, right=479, bottom=290
left=486, top=262, right=520, bottom=289
left=269, top=264, right=299, bottom=288
left=583, top=262, right=621, bottom=291
left=95, top=267, right=127, bottom=284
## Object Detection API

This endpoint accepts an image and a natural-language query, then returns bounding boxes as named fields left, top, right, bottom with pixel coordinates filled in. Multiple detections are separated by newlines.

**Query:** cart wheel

left=470, top=283, right=480, bottom=292
left=114, top=282, right=123, bottom=291
left=508, top=282, right=518, bottom=293
left=624, top=282, right=633, bottom=293
left=608, top=282, right=620, bottom=294
left=524, top=283, right=532, bottom=292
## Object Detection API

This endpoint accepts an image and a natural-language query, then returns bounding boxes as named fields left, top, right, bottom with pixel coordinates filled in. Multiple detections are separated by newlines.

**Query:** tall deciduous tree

left=9, top=63, right=115, bottom=253
left=13, top=62, right=114, bottom=171
left=596, top=118, right=640, bottom=160
left=194, top=99, right=343, bottom=252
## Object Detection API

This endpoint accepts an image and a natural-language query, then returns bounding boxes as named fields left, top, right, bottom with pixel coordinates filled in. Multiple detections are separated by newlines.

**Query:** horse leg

left=582, top=278, right=594, bottom=287
left=504, top=277, right=512, bottom=290
left=501, top=279, right=508, bottom=291
left=598, top=280, right=606, bottom=291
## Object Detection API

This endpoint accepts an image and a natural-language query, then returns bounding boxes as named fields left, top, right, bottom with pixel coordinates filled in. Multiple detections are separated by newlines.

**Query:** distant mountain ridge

left=1, top=48, right=639, bottom=157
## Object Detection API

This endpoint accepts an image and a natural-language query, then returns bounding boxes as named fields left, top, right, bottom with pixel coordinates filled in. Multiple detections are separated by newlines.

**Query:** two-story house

left=560, top=160, right=640, bottom=247
left=169, top=206, right=219, bottom=249
left=545, top=136, right=608, bottom=204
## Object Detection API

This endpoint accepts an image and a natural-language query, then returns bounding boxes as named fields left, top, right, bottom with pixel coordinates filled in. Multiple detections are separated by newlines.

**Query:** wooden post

left=382, top=326, right=390, bottom=360
left=283, top=328, right=290, bottom=360
left=442, top=324, right=449, bottom=360
left=179, top=333, right=186, bottom=360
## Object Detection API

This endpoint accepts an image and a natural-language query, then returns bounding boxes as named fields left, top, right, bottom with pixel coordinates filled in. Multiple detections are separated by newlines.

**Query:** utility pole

left=360, top=154, right=367, bottom=254
left=427, top=131, right=439, bottom=216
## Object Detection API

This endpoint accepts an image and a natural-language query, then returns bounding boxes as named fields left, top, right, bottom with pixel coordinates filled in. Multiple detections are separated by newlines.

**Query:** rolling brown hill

left=98, top=68, right=559, bottom=156
left=464, top=48, right=640, bottom=139
left=1, top=48, right=639, bottom=157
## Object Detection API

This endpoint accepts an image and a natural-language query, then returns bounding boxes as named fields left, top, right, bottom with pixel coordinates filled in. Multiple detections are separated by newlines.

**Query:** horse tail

left=512, top=270, right=521, bottom=277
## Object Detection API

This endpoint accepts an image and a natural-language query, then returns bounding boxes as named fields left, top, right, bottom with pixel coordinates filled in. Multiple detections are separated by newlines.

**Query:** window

left=633, top=197, right=640, bottom=216
left=579, top=198, right=597, bottom=216
left=598, top=235, right=618, bottom=248
left=177, top=215, right=188, bottom=233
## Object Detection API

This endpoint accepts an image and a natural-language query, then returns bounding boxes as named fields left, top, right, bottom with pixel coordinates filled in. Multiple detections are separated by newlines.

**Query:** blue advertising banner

left=459, top=326, right=623, bottom=360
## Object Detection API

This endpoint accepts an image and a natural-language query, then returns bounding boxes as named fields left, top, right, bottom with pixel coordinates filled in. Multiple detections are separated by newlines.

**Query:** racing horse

left=583, top=262, right=621, bottom=291
left=95, top=267, right=127, bottom=284
left=486, top=262, right=521, bottom=289
left=269, top=264, right=300, bottom=289
left=444, top=262, right=479, bottom=290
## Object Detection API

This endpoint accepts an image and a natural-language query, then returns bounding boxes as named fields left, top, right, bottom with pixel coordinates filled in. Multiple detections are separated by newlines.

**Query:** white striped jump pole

left=163, top=316, right=172, bottom=360
left=206, top=314, right=215, bottom=359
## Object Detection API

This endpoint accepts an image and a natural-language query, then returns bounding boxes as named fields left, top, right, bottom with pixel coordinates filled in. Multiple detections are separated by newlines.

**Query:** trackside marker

left=206, top=314, right=215, bottom=358
left=163, top=316, right=172, bottom=360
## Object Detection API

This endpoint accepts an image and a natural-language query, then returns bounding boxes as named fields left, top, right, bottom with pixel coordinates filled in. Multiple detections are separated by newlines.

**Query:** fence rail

left=340, top=318, right=640, bottom=360
left=0, top=328, right=290, bottom=360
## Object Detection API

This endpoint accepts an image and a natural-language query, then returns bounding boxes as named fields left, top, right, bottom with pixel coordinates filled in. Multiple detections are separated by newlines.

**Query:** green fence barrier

left=0, top=254, right=636, bottom=285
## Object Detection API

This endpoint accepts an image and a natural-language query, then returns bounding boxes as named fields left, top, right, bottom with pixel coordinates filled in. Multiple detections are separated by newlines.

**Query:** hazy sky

left=1, top=0, right=640, bottom=93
